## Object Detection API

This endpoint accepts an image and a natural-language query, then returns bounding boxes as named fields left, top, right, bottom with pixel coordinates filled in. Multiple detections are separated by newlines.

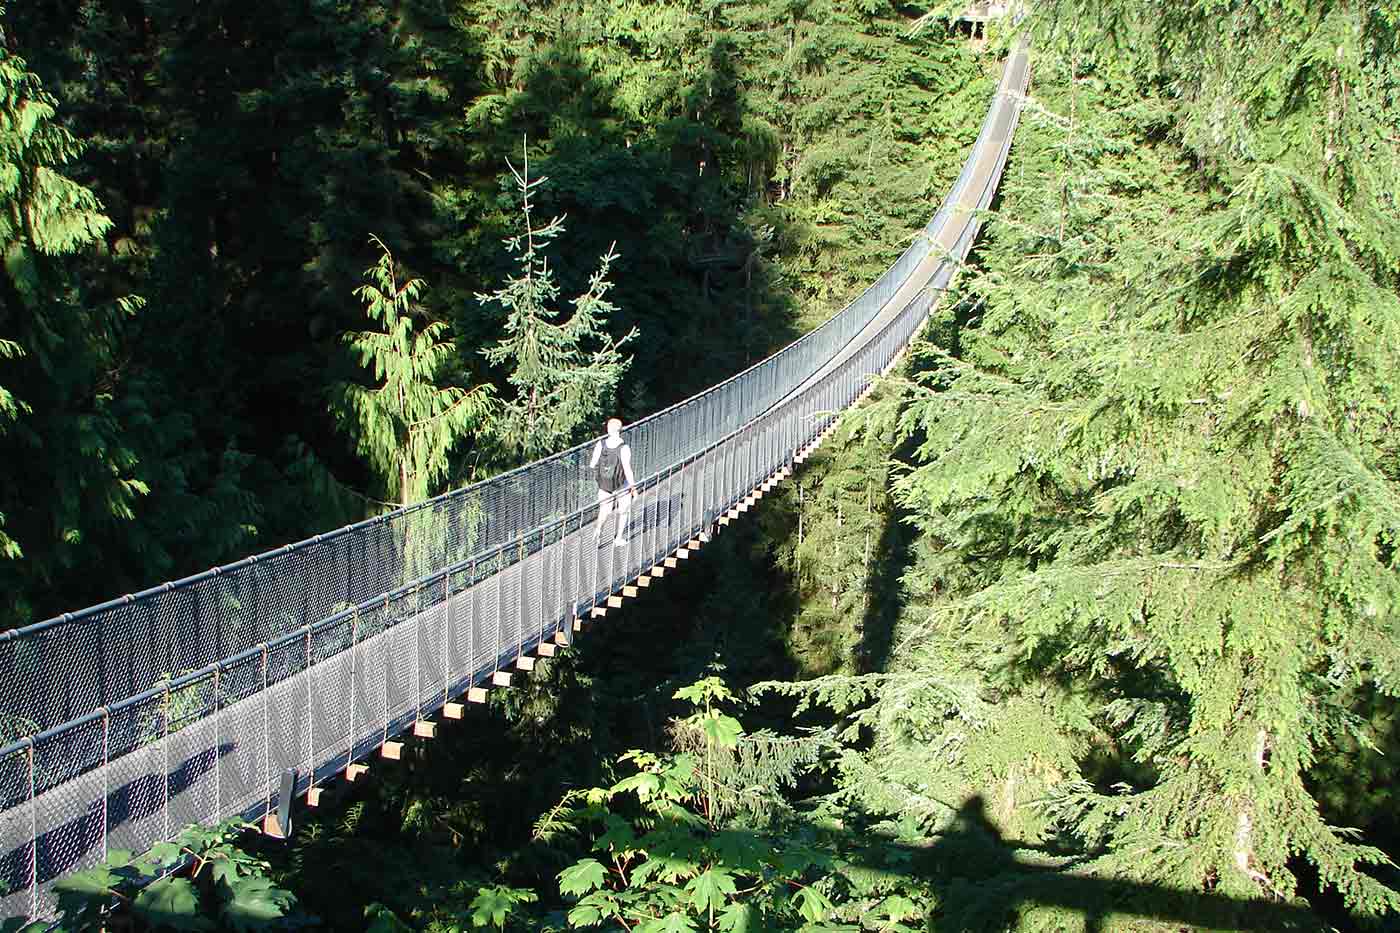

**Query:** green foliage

left=478, top=144, right=636, bottom=463
left=335, top=236, right=494, bottom=506
left=46, top=819, right=303, bottom=932
left=756, top=3, right=1400, bottom=928
left=542, top=679, right=931, bottom=931
left=469, top=884, right=539, bottom=930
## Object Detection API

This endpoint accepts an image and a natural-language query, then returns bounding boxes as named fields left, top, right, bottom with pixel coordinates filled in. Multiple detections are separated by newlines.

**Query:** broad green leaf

left=701, top=714, right=742, bottom=749
left=52, top=866, right=117, bottom=898
left=143, top=841, right=184, bottom=871
left=636, top=911, right=697, bottom=933
left=211, top=858, right=240, bottom=888
left=558, top=859, right=607, bottom=897
left=365, top=902, right=413, bottom=932
left=221, top=874, right=295, bottom=931
left=717, top=901, right=755, bottom=932
left=877, top=895, right=921, bottom=921
left=672, top=678, right=734, bottom=706
left=132, top=877, right=212, bottom=931
left=470, top=885, right=537, bottom=929
left=104, top=849, right=135, bottom=868
left=710, top=830, right=769, bottom=871
left=685, top=868, right=737, bottom=914
left=593, top=814, right=638, bottom=854
left=612, top=771, right=662, bottom=801
left=793, top=886, right=833, bottom=924
left=566, top=903, right=602, bottom=927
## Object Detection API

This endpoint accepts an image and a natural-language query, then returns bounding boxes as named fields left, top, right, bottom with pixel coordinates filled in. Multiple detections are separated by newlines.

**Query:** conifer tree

left=478, top=145, right=636, bottom=462
left=782, top=3, right=1400, bottom=926
left=0, top=25, right=130, bottom=591
left=336, top=237, right=493, bottom=506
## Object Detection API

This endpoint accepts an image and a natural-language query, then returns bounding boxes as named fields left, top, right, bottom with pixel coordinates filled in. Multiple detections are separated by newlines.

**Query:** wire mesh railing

left=0, top=43, right=1029, bottom=920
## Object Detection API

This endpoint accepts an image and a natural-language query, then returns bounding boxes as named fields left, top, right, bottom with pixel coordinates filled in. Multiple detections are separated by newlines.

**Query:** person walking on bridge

left=591, top=417, right=636, bottom=547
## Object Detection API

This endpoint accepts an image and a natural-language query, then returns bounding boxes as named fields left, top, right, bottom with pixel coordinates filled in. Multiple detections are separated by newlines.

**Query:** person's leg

left=612, top=490, right=633, bottom=545
left=594, top=488, right=613, bottom=541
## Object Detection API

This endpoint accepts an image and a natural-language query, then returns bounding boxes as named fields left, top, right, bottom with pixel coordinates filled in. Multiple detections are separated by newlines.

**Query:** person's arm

left=621, top=446, right=636, bottom=489
left=589, top=440, right=602, bottom=469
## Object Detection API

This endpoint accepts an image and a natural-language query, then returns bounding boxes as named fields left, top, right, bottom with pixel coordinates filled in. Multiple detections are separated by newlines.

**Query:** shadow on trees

left=854, top=487, right=916, bottom=675
left=813, top=794, right=1325, bottom=932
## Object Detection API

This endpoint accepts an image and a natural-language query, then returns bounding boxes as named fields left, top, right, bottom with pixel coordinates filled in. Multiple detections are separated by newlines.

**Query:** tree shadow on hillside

left=822, top=794, right=1327, bottom=932
left=854, top=486, right=916, bottom=674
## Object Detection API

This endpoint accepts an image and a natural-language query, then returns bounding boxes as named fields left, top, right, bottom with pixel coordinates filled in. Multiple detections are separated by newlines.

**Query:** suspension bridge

left=0, top=42, right=1030, bottom=921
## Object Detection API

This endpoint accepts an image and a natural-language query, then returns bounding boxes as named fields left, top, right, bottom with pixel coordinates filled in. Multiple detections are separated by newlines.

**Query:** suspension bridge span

left=0, top=42, right=1030, bottom=920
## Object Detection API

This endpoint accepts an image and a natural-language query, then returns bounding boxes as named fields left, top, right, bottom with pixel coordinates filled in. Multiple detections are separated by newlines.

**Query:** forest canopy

left=1, top=0, right=1398, bottom=931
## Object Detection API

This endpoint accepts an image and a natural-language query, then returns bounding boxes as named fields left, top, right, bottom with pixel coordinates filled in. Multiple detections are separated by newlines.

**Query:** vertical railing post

left=26, top=739, right=36, bottom=920
left=304, top=627, right=314, bottom=787
left=413, top=583, right=422, bottom=725
left=347, top=608, right=359, bottom=770
left=493, top=549, right=505, bottom=668
left=442, top=573, right=452, bottom=709
left=516, top=540, right=527, bottom=660
left=101, top=707, right=110, bottom=857
left=467, top=558, right=476, bottom=683
left=163, top=679, right=171, bottom=843
left=380, top=595, right=391, bottom=748
left=214, top=665, right=222, bottom=817
left=260, top=645, right=270, bottom=826
left=538, top=529, right=548, bottom=649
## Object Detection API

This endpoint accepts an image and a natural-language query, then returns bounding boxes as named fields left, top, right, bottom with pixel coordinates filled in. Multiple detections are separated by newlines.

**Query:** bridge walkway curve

left=0, top=41, right=1029, bottom=921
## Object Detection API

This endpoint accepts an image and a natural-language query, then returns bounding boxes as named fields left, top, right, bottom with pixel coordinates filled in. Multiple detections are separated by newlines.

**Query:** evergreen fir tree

left=778, top=3, right=1400, bottom=926
left=478, top=145, right=636, bottom=463
left=336, top=236, right=493, bottom=506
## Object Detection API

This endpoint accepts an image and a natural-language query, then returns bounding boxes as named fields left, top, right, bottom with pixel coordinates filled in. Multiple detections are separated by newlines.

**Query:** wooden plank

left=738, top=502, right=750, bottom=513
left=413, top=720, right=437, bottom=740
left=262, top=813, right=288, bottom=838
left=381, top=741, right=404, bottom=761
left=443, top=703, right=465, bottom=720
left=650, top=565, right=666, bottom=577
left=515, top=655, right=536, bottom=672
left=537, top=641, right=557, bottom=657
left=664, top=557, right=678, bottom=569
left=346, top=763, right=369, bottom=782
left=590, top=607, right=606, bottom=619
left=607, top=595, right=623, bottom=609
left=637, top=574, right=651, bottom=588
left=555, top=629, right=573, bottom=645
left=492, top=670, right=512, bottom=688
left=718, top=515, right=731, bottom=526
left=676, top=547, right=690, bottom=559
left=623, top=585, right=639, bottom=598
left=687, top=538, right=702, bottom=549
left=468, top=687, right=489, bottom=703
left=306, top=786, right=325, bottom=808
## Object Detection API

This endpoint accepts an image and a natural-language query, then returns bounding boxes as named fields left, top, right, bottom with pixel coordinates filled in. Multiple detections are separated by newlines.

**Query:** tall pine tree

left=477, top=145, right=635, bottom=463
left=793, top=2, right=1400, bottom=926
left=335, top=236, right=493, bottom=506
